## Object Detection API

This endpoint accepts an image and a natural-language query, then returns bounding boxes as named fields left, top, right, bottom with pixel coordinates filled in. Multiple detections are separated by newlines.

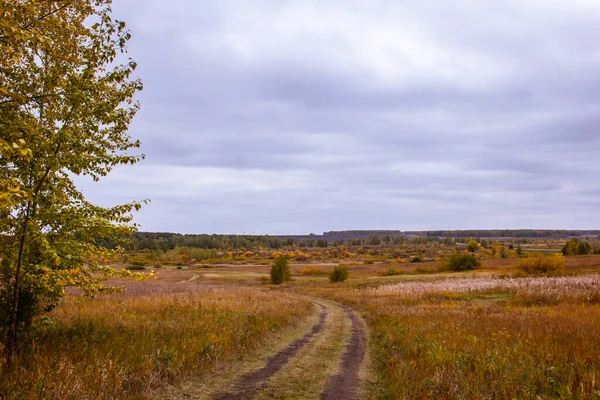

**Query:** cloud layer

left=78, top=0, right=600, bottom=233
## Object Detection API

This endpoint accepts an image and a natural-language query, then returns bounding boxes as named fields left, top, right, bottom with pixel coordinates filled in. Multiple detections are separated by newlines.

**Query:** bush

left=380, top=268, right=403, bottom=276
left=561, top=238, right=591, bottom=255
left=129, top=256, right=147, bottom=267
left=410, top=256, right=422, bottom=263
left=444, top=253, right=480, bottom=271
left=270, top=255, right=291, bottom=284
left=466, top=240, right=479, bottom=253
left=516, top=253, right=565, bottom=276
left=329, top=265, right=349, bottom=282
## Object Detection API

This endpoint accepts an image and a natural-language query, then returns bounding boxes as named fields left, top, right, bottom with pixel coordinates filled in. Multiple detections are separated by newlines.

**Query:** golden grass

left=167, top=302, right=323, bottom=399
left=310, top=273, right=600, bottom=399
left=4, top=255, right=600, bottom=399
left=0, top=282, right=312, bottom=400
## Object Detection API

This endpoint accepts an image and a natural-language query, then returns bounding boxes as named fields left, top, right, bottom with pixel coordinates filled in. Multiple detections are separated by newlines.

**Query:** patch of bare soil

left=321, top=304, right=367, bottom=400
left=212, top=303, right=328, bottom=400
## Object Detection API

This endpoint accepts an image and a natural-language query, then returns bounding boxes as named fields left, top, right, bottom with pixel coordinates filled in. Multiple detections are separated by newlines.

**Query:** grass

left=365, top=301, right=600, bottom=399
left=3, top=254, right=600, bottom=399
left=0, top=281, right=312, bottom=399
left=312, top=273, right=600, bottom=399
left=380, top=267, right=404, bottom=276
left=300, top=266, right=327, bottom=276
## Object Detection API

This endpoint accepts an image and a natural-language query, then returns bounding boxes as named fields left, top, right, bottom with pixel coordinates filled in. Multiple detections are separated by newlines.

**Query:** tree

left=1, top=0, right=148, bottom=357
left=270, top=255, right=291, bottom=284
left=561, top=238, right=591, bottom=256
left=466, top=240, right=479, bottom=253
left=516, top=244, right=523, bottom=256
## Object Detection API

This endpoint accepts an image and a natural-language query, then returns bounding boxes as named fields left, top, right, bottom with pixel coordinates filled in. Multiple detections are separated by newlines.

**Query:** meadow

left=0, top=275, right=312, bottom=399
left=2, top=237, right=600, bottom=399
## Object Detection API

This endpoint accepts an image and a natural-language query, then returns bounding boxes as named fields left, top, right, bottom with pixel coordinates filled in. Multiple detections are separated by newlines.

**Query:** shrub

left=270, top=255, right=291, bottom=284
left=363, top=259, right=375, bottom=265
left=129, top=256, right=147, bottom=267
left=329, top=265, right=349, bottom=282
left=444, top=253, right=481, bottom=271
left=466, top=240, right=479, bottom=253
left=410, top=256, right=422, bottom=263
left=516, top=253, right=565, bottom=276
left=380, top=268, right=404, bottom=276
left=561, top=238, right=591, bottom=255
left=300, top=267, right=326, bottom=276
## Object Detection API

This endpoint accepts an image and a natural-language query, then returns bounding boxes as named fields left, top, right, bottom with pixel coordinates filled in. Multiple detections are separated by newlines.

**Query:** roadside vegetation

left=0, top=281, right=311, bottom=399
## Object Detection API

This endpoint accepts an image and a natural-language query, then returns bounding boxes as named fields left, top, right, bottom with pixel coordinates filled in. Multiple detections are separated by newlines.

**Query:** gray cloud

left=78, top=0, right=600, bottom=233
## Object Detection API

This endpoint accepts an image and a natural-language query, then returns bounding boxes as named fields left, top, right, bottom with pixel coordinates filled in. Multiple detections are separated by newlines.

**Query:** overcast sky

left=78, top=0, right=600, bottom=234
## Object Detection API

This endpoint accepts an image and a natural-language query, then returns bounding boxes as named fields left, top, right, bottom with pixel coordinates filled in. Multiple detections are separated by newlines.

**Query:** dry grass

left=311, top=273, right=600, bottom=399
left=0, top=282, right=312, bottom=400
left=300, top=266, right=327, bottom=276
left=4, top=254, right=600, bottom=399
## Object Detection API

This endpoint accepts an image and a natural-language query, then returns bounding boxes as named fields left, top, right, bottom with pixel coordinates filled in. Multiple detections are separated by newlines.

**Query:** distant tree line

left=405, top=230, right=600, bottom=238
left=128, top=232, right=452, bottom=251
left=128, top=231, right=600, bottom=252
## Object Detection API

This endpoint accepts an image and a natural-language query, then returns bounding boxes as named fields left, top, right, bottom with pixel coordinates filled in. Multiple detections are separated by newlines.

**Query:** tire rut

left=321, top=304, right=366, bottom=400
left=212, top=303, right=328, bottom=400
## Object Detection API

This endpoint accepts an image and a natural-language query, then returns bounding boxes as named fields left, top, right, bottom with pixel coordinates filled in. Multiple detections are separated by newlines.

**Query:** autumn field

left=2, top=239, right=600, bottom=399
left=0, top=279, right=313, bottom=399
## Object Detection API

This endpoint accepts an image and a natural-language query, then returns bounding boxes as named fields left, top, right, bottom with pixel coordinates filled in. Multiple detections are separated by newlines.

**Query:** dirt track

left=213, top=303, right=328, bottom=400
left=321, top=304, right=367, bottom=400
left=212, top=300, right=367, bottom=400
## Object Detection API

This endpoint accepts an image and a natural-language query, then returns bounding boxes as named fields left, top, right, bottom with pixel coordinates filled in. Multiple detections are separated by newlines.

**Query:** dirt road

left=211, top=300, right=367, bottom=400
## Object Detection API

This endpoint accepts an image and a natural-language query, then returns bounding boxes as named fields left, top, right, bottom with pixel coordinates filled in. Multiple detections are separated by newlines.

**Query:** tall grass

left=0, top=282, right=311, bottom=399
left=377, top=274, right=600, bottom=304
left=315, top=274, right=600, bottom=399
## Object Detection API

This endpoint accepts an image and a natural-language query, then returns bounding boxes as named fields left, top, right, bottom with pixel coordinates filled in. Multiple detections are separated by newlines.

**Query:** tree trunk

left=5, top=221, right=28, bottom=361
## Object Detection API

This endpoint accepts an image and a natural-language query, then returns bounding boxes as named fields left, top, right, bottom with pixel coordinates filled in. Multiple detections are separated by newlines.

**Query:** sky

left=78, top=0, right=600, bottom=234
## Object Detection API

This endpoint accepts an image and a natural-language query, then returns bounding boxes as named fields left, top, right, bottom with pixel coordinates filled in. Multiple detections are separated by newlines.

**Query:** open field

left=2, top=246, right=600, bottom=399
left=0, top=281, right=312, bottom=399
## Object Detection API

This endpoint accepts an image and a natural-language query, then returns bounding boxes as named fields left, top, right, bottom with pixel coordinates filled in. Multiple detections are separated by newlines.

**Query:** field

left=2, top=239, right=600, bottom=399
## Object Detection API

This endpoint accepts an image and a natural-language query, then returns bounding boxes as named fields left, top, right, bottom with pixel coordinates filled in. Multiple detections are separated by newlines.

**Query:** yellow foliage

left=516, top=253, right=566, bottom=276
